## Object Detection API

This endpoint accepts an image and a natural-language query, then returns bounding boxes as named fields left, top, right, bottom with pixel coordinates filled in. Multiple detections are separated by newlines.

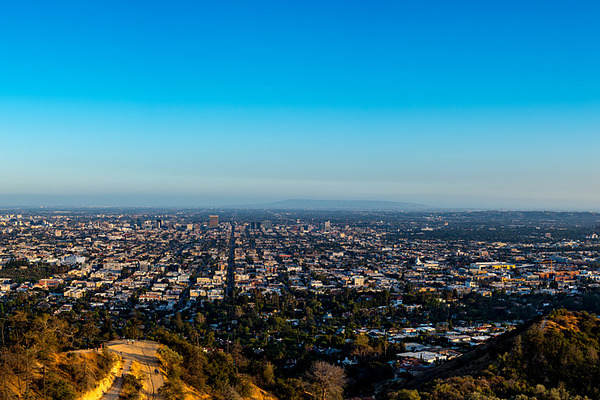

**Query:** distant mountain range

left=243, top=199, right=433, bottom=211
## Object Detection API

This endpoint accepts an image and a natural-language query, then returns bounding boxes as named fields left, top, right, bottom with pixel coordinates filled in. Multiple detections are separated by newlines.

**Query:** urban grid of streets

left=0, top=210, right=599, bottom=375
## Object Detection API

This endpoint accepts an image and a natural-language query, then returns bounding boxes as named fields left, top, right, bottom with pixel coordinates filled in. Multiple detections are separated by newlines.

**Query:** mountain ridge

left=241, top=199, right=434, bottom=211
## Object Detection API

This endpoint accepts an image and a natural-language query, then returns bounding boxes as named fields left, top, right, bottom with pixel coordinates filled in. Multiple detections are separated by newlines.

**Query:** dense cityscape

left=1, top=208, right=600, bottom=399
left=3, top=0, right=599, bottom=398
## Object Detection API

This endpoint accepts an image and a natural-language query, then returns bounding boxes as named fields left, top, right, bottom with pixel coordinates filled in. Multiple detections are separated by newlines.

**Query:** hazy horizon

left=0, top=194, right=598, bottom=212
left=1, top=1, right=598, bottom=210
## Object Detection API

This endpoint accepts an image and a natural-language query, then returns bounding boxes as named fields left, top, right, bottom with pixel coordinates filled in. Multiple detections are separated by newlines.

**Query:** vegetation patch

left=119, top=361, right=145, bottom=400
left=0, top=260, right=70, bottom=283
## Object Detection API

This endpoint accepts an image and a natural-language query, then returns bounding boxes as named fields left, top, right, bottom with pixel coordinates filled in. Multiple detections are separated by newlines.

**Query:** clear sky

left=1, top=0, right=599, bottom=209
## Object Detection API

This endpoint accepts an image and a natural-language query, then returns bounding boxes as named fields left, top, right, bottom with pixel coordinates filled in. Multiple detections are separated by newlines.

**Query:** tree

left=306, top=361, right=346, bottom=400
left=171, top=313, right=184, bottom=332
left=123, top=320, right=142, bottom=340
left=392, top=389, right=421, bottom=400
left=194, top=312, right=206, bottom=325
left=257, top=361, right=275, bottom=387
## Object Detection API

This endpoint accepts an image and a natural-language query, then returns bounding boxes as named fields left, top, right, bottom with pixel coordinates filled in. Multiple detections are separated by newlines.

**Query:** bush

left=119, top=373, right=143, bottom=400
left=46, top=376, right=76, bottom=400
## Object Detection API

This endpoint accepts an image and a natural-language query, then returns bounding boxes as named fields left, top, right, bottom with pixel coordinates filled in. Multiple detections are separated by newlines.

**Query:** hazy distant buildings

left=209, top=215, right=219, bottom=228
left=250, top=222, right=262, bottom=230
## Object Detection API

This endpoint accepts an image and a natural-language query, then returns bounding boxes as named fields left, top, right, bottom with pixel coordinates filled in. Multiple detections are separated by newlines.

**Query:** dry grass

left=78, top=353, right=123, bottom=400
left=241, top=381, right=279, bottom=400
left=544, top=313, right=582, bottom=333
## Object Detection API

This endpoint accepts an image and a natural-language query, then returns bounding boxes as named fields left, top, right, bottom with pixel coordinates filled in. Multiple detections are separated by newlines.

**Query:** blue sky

left=1, top=1, right=599, bottom=209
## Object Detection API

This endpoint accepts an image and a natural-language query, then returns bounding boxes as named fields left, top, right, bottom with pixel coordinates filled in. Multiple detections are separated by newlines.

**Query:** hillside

left=0, top=349, right=119, bottom=400
left=0, top=311, right=121, bottom=400
left=155, top=331, right=280, bottom=400
left=388, top=310, right=600, bottom=400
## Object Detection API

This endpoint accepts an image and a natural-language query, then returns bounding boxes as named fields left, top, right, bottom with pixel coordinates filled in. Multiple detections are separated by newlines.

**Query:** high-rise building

left=209, top=215, right=219, bottom=228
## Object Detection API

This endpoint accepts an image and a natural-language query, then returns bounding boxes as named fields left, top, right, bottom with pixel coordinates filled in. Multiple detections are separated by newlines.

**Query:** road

left=102, top=340, right=165, bottom=400
left=226, top=221, right=236, bottom=297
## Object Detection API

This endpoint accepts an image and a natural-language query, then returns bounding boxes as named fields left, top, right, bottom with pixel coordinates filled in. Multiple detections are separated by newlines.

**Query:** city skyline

left=1, top=1, right=599, bottom=210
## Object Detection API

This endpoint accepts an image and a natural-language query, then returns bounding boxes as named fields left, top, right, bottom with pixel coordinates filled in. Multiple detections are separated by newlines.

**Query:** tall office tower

left=324, top=220, right=331, bottom=232
left=209, top=215, right=219, bottom=228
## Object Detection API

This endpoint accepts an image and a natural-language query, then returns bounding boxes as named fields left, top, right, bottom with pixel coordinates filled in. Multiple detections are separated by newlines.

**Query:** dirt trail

left=101, top=340, right=164, bottom=400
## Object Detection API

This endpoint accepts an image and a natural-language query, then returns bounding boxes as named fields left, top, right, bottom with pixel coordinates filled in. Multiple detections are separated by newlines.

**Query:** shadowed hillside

left=387, top=310, right=600, bottom=400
